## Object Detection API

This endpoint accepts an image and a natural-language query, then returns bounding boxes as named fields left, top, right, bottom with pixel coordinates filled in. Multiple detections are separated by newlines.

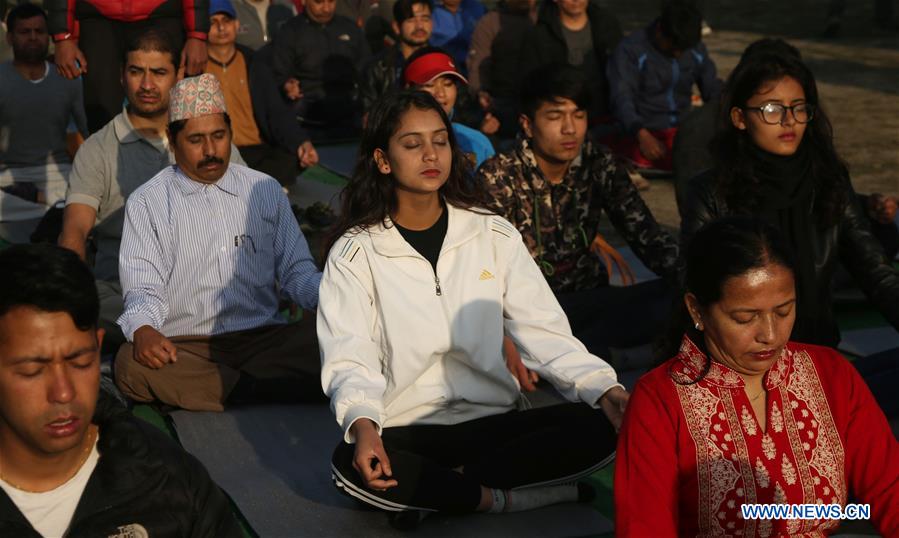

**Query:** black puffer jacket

left=681, top=170, right=899, bottom=346
left=0, top=393, right=242, bottom=538
left=518, top=1, right=621, bottom=117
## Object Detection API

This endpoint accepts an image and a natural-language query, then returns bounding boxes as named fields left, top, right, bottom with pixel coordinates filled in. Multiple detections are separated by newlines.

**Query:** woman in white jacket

left=318, top=90, right=630, bottom=527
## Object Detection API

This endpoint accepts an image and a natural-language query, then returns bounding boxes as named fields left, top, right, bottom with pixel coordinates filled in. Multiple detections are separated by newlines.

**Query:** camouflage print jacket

left=477, top=136, right=681, bottom=292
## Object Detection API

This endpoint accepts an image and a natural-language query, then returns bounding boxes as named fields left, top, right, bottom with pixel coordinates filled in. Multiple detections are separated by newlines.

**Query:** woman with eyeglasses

left=680, top=48, right=899, bottom=349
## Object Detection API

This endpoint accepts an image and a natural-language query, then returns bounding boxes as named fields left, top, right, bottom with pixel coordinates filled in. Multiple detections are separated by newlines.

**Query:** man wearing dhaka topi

left=114, top=74, right=323, bottom=412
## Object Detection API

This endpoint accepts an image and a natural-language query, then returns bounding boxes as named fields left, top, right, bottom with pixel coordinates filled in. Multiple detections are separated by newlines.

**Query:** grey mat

left=171, top=404, right=614, bottom=538
left=838, top=327, right=899, bottom=357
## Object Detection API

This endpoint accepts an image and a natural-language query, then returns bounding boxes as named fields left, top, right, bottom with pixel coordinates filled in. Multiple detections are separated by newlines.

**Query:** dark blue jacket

left=607, top=22, right=721, bottom=136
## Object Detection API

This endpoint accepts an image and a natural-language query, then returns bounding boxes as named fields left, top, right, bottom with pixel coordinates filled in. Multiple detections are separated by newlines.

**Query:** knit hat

left=168, top=73, right=228, bottom=123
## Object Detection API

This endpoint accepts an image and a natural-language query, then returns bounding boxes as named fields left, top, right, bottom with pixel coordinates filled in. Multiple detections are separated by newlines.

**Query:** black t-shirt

left=395, top=208, right=448, bottom=272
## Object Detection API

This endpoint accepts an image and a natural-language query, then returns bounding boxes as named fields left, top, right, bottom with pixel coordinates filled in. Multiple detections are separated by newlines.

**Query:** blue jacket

left=607, top=23, right=721, bottom=136
left=453, top=122, right=494, bottom=169
left=431, top=0, right=486, bottom=73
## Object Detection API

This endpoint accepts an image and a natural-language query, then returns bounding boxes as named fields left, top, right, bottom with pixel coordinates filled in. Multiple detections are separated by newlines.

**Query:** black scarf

left=749, top=143, right=836, bottom=345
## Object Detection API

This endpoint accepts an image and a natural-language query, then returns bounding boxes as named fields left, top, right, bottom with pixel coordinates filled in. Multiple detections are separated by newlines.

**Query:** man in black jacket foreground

left=0, top=244, right=242, bottom=538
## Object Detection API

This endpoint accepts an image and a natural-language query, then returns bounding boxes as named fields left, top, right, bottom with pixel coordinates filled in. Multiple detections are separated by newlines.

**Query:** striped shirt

left=117, top=163, right=321, bottom=340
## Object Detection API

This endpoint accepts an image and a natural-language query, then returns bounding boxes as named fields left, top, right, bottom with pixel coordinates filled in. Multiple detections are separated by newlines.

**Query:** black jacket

left=360, top=45, right=404, bottom=114
left=519, top=1, right=622, bottom=117
left=240, top=43, right=309, bottom=152
left=681, top=170, right=899, bottom=346
left=0, top=393, right=242, bottom=538
left=271, top=12, right=370, bottom=101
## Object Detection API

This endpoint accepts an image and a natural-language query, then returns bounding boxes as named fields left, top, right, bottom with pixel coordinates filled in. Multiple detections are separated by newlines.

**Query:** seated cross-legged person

left=605, top=0, right=720, bottom=171
left=403, top=47, right=495, bottom=169
left=466, top=0, right=537, bottom=140
left=478, top=64, right=681, bottom=360
left=271, top=0, right=370, bottom=140
left=429, top=0, right=484, bottom=73
left=114, top=74, right=323, bottom=412
left=0, top=244, right=242, bottom=537
left=318, top=90, right=629, bottom=529
left=58, top=28, right=245, bottom=354
left=360, top=0, right=433, bottom=117
left=615, top=217, right=899, bottom=536
left=0, top=4, right=88, bottom=227
left=205, top=0, right=319, bottom=185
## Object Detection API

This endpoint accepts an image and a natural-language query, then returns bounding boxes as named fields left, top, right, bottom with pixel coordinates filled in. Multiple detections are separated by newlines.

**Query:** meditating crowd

left=1, top=0, right=898, bottom=536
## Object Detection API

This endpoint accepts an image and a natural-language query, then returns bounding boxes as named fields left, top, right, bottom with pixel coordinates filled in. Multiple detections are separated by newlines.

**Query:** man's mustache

left=199, top=156, right=225, bottom=167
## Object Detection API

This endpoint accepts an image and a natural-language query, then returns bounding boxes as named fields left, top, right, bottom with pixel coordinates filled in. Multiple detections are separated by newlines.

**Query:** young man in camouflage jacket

left=477, top=64, right=681, bottom=360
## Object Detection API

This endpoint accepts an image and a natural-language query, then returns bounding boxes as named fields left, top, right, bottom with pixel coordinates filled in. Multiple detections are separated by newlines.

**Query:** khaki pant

left=114, top=315, right=321, bottom=411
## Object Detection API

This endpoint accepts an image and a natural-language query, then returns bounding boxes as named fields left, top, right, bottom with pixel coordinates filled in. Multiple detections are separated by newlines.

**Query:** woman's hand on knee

left=351, top=419, right=398, bottom=491
left=598, top=386, right=630, bottom=432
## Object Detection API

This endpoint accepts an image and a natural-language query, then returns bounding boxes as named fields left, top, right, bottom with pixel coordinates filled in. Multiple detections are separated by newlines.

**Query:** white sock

left=502, top=484, right=579, bottom=513
left=487, top=488, right=507, bottom=513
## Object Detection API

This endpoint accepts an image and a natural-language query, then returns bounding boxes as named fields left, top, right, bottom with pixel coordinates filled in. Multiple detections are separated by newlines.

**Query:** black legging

left=331, top=403, right=616, bottom=513
left=854, top=347, right=899, bottom=420
left=555, top=279, right=676, bottom=359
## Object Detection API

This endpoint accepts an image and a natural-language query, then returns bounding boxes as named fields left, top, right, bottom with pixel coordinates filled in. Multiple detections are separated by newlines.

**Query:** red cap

left=403, top=52, right=469, bottom=86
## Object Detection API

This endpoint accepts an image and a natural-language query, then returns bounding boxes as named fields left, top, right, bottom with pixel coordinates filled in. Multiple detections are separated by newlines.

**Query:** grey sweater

left=0, top=61, right=88, bottom=168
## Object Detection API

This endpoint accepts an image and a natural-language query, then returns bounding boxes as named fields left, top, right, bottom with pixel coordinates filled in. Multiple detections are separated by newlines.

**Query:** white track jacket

left=318, top=205, right=623, bottom=442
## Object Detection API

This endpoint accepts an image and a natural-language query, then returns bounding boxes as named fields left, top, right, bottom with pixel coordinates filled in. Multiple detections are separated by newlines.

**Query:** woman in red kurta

left=614, top=217, right=899, bottom=537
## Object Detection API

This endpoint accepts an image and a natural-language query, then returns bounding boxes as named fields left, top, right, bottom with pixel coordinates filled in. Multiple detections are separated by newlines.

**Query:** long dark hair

left=710, top=50, right=848, bottom=227
left=658, top=217, right=797, bottom=381
left=324, top=90, right=491, bottom=255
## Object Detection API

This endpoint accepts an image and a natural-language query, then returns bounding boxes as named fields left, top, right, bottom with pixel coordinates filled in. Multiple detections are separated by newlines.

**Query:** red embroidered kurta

left=615, top=337, right=899, bottom=537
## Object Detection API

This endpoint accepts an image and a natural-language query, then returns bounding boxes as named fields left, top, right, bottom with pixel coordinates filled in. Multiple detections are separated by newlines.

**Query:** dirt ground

left=608, top=0, right=899, bottom=229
